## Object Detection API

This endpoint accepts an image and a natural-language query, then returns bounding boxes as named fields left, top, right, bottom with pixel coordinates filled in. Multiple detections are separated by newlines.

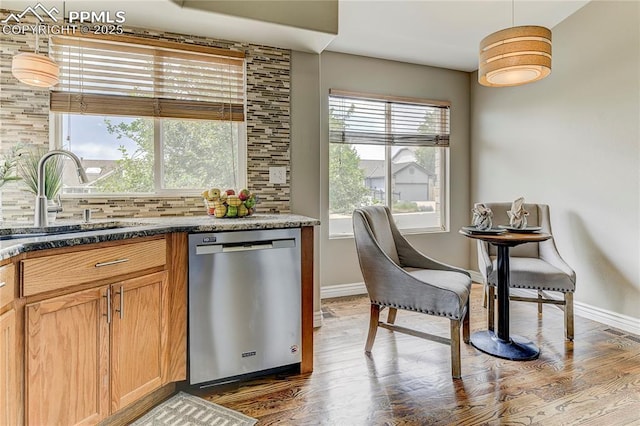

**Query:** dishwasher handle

left=195, top=238, right=295, bottom=255
left=223, top=243, right=273, bottom=253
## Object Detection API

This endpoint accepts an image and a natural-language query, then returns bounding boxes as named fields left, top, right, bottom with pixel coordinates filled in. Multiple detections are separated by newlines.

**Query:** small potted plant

left=0, top=145, right=23, bottom=223
left=18, top=146, right=64, bottom=223
left=0, top=145, right=22, bottom=187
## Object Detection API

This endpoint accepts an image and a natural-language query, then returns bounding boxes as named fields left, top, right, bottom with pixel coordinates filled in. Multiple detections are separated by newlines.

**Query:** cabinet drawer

left=0, top=263, right=16, bottom=308
left=22, top=239, right=166, bottom=296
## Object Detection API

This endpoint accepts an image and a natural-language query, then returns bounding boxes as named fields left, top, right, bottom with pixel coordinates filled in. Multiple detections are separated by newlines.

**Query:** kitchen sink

left=0, top=232, right=58, bottom=241
left=0, top=221, right=144, bottom=241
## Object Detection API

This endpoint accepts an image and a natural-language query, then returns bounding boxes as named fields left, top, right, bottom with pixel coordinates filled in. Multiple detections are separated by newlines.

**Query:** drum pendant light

left=478, top=1, right=551, bottom=87
left=11, top=32, right=59, bottom=88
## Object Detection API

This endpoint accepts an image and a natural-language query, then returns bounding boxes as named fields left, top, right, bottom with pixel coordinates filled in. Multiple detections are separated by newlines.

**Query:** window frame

left=50, top=113, right=247, bottom=197
left=328, top=90, right=450, bottom=239
left=48, top=34, right=248, bottom=197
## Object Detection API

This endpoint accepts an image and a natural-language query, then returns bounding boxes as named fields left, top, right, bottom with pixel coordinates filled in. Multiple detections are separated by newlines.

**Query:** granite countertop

left=0, top=214, right=320, bottom=261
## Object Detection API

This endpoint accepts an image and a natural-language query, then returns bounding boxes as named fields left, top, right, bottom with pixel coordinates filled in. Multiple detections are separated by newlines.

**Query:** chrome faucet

left=34, top=149, right=89, bottom=227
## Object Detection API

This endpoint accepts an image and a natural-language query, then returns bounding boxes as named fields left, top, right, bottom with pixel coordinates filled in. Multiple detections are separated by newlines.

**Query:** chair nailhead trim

left=487, top=283, right=574, bottom=293
left=372, top=301, right=462, bottom=320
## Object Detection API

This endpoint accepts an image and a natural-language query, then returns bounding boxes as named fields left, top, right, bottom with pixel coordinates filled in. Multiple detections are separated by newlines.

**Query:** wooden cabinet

left=110, top=272, right=168, bottom=412
left=25, top=286, right=110, bottom=426
left=19, top=235, right=175, bottom=426
left=25, top=271, right=168, bottom=425
left=22, top=239, right=166, bottom=297
left=0, top=262, right=17, bottom=426
left=0, top=309, right=17, bottom=426
left=0, top=263, right=16, bottom=307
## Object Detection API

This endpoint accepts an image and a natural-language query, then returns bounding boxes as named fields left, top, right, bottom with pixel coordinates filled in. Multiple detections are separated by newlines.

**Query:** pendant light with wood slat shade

left=11, top=32, right=59, bottom=88
left=478, top=1, right=552, bottom=87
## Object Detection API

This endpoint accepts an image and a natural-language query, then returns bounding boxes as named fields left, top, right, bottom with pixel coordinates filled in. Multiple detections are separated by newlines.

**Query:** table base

left=470, top=331, right=540, bottom=361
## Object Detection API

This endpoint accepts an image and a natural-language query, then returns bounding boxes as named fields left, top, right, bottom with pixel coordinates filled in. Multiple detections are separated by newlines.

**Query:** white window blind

left=329, top=89, right=450, bottom=146
left=49, top=35, right=245, bottom=121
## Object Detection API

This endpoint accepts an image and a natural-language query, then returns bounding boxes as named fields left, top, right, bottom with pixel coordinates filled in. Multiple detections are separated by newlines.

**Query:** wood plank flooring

left=189, top=284, right=640, bottom=425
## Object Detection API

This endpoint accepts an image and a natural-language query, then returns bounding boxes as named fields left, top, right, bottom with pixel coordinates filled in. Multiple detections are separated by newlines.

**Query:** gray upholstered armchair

left=477, top=203, right=576, bottom=340
left=352, top=206, right=472, bottom=379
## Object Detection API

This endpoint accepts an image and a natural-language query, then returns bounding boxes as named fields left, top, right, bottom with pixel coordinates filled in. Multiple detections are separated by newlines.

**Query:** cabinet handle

left=95, top=258, right=129, bottom=268
left=115, top=285, right=124, bottom=319
left=0, top=281, right=5, bottom=288
left=103, top=289, right=112, bottom=324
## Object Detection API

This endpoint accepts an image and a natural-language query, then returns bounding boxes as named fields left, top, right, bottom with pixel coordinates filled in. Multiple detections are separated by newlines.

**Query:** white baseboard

left=512, top=289, right=640, bottom=336
left=573, top=301, right=640, bottom=336
left=469, top=270, right=484, bottom=283
left=320, top=280, right=640, bottom=336
left=320, top=282, right=367, bottom=300
left=313, top=310, right=323, bottom=328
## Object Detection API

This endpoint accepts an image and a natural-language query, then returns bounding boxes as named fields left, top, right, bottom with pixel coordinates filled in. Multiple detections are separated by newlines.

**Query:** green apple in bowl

left=226, top=205, right=238, bottom=217
left=245, top=196, right=256, bottom=208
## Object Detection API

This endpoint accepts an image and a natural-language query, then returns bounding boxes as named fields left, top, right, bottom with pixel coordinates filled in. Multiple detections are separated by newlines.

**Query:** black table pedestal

left=470, top=244, right=540, bottom=361
left=470, top=330, right=539, bottom=360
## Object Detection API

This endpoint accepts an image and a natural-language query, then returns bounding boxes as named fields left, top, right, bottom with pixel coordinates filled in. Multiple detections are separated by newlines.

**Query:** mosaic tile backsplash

left=0, top=10, right=291, bottom=222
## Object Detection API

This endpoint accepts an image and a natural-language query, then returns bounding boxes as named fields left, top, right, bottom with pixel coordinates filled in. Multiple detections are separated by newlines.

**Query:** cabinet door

left=110, top=271, right=168, bottom=413
left=26, top=287, right=110, bottom=426
left=0, top=309, right=17, bottom=426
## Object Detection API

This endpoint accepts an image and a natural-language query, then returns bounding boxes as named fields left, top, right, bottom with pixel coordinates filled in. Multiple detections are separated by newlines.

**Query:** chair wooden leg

left=365, top=304, right=380, bottom=353
left=482, top=283, right=488, bottom=308
left=487, top=285, right=495, bottom=332
left=537, top=290, right=543, bottom=315
left=387, top=307, right=398, bottom=325
left=450, top=320, right=461, bottom=379
left=462, top=299, right=470, bottom=344
left=565, top=292, right=574, bottom=341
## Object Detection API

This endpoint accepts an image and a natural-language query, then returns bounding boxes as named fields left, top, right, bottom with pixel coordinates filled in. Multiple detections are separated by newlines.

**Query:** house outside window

left=328, top=90, right=450, bottom=237
left=49, top=35, right=246, bottom=195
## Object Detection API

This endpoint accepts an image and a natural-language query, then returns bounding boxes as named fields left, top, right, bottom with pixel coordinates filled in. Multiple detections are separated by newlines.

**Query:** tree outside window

left=59, top=114, right=243, bottom=195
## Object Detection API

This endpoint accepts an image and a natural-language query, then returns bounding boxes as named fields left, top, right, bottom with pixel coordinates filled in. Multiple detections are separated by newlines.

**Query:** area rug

left=131, top=392, right=258, bottom=426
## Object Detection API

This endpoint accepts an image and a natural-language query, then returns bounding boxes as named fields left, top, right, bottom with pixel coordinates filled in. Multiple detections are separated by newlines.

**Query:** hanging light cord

left=511, top=0, right=515, bottom=27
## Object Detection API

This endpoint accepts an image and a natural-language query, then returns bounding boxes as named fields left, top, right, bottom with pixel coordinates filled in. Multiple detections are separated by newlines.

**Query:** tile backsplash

left=0, top=10, right=291, bottom=222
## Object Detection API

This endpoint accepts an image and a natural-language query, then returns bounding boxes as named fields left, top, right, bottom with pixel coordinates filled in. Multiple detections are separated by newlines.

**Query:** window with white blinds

left=49, top=35, right=245, bottom=121
left=328, top=89, right=450, bottom=237
left=328, top=89, right=450, bottom=147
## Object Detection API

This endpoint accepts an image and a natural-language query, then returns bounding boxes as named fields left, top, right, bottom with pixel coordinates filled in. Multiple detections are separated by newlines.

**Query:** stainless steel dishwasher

left=188, top=228, right=301, bottom=386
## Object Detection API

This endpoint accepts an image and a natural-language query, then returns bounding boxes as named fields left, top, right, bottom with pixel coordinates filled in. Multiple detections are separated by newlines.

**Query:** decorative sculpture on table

left=507, top=197, right=529, bottom=229
left=472, top=203, right=493, bottom=230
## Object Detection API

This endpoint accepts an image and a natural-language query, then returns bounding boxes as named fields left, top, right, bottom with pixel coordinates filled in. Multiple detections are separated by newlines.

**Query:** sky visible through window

left=62, top=115, right=138, bottom=160
left=356, top=145, right=384, bottom=160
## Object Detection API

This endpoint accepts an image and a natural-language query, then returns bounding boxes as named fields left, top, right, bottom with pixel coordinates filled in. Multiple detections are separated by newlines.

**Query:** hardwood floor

left=190, top=284, right=640, bottom=425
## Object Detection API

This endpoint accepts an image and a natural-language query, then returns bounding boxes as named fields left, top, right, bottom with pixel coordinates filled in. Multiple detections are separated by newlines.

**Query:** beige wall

left=317, top=52, right=471, bottom=288
left=290, top=51, right=322, bottom=319
left=470, top=1, right=640, bottom=318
